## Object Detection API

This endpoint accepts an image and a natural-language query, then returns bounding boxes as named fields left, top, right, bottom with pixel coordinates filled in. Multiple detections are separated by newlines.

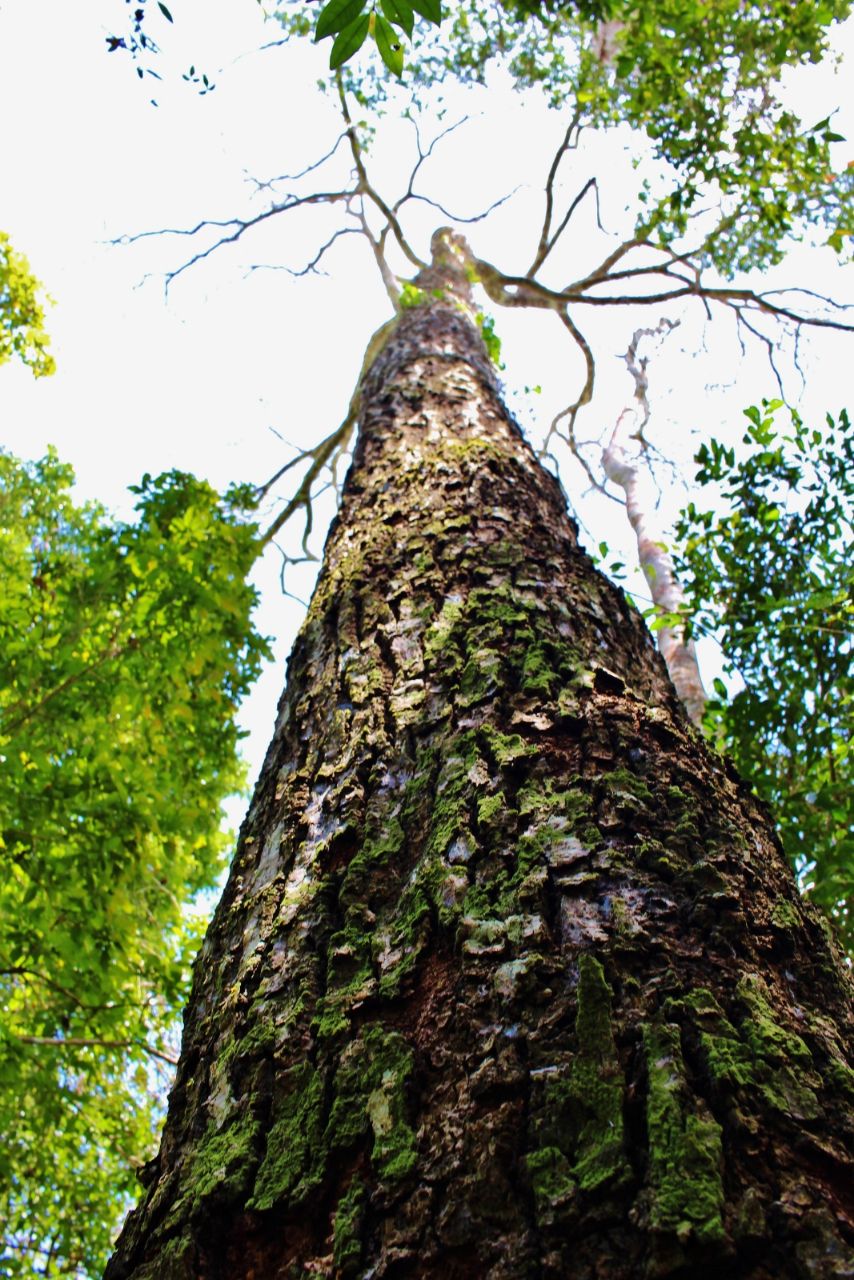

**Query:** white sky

left=1, top=0, right=853, bottom=822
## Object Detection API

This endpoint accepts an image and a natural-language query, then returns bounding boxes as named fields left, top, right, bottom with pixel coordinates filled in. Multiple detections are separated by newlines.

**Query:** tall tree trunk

left=107, top=232, right=854, bottom=1280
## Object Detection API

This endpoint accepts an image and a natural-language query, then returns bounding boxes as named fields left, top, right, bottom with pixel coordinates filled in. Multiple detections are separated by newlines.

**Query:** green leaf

left=409, top=0, right=441, bottom=24
left=157, top=2, right=173, bottom=20
left=329, top=12, right=371, bottom=66
left=380, top=0, right=414, bottom=37
left=315, top=0, right=367, bottom=43
left=374, top=12, right=405, bottom=74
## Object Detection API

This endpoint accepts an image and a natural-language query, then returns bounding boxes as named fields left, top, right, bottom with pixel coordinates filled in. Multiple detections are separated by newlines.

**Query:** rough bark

left=107, top=232, right=854, bottom=1280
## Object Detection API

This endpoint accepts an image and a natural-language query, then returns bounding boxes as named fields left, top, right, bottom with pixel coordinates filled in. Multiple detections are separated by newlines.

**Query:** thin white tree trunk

left=602, top=411, right=707, bottom=725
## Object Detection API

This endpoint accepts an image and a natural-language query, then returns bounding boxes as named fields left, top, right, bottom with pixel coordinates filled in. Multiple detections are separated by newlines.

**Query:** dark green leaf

left=329, top=12, right=370, bottom=67
left=380, top=0, right=414, bottom=37
left=157, top=2, right=173, bottom=20
left=315, top=0, right=367, bottom=42
left=409, top=0, right=441, bottom=24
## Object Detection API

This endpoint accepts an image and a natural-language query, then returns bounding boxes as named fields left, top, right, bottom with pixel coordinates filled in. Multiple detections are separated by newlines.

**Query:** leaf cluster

left=675, top=404, right=853, bottom=954
left=0, top=232, right=55, bottom=378
left=0, top=451, right=270, bottom=1276
left=312, top=0, right=441, bottom=76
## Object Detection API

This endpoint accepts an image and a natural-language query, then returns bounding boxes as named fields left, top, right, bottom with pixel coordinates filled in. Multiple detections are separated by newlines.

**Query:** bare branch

left=603, top=411, right=707, bottom=724
left=563, top=235, right=647, bottom=292
left=259, top=414, right=357, bottom=549
left=356, top=201, right=401, bottom=309
left=530, top=106, right=583, bottom=275
left=392, top=115, right=473, bottom=218
left=115, top=190, right=357, bottom=293
left=337, top=76, right=425, bottom=270
left=246, top=131, right=350, bottom=193
left=734, top=309, right=786, bottom=398
left=245, top=225, right=360, bottom=278
left=620, top=318, right=680, bottom=443
left=535, top=176, right=600, bottom=272
left=542, top=309, right=610, bottom=495
left=404, top=188, right=520, bottom=226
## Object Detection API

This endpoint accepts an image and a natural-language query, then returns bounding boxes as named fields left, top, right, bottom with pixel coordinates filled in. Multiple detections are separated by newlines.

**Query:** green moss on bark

left=568, top=955, right=629, bottom=1191
left=666, top=981, right=823, bottom=1122
left=250, top=1064, right=325, bottom=1212
left=525, top=1146, right=577, bottom=1221
left=185, top=1116, right=262, bottom=1217
left=527, top=954, right=628, bottom=1220
left=327, top=1026, right=417, bottom=1182
left=642, top=1021, right=725, bottom=1247
left=332, top=1176, right=367, bottom=1276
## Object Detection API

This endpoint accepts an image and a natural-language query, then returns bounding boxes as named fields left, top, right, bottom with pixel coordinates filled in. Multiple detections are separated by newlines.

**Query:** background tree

left=674, top=400, right=854, bottom=957
left=0, top=452, right=269, bottom=1276
left=0, top=231, right=54, bottom=378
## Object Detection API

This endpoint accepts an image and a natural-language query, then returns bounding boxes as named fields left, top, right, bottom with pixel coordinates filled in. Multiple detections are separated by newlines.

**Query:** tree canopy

left=675, top=402, right=853, bottom=956
left=0, top=231, right=55, bottom=378
left=280, top=0, right=854, bottom=275
left=0, top=451, right=270, bottom=1276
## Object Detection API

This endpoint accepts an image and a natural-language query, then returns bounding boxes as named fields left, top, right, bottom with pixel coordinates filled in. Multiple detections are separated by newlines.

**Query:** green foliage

left=398, top=281, right=429, bottom=307
left=0, top=232, right=55, bottom=378
left=476, top=311, right=503, bottom=367
left=311, top=0, right=442, bottom=75
left=275, top=0, right=852, bottom=276
left=675, top=403, right=853, bottom=954
left=0, top=450, right=270, bottom=1276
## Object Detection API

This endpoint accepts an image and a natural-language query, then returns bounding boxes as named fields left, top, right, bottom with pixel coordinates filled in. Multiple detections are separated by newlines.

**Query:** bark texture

left=108, top=233, right=854, bottom=1280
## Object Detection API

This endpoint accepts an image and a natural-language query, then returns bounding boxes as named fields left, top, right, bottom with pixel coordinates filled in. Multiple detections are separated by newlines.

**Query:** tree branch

left=14, top=1035, right=179, bottom=1066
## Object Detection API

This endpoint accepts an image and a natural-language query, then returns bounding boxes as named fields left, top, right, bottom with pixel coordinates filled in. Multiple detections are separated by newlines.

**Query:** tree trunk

left=107, top=232, right=854, bottom=1280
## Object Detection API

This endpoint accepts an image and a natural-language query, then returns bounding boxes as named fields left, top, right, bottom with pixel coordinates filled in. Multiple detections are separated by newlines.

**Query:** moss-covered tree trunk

left=107, top=232, right=854, bottom=1280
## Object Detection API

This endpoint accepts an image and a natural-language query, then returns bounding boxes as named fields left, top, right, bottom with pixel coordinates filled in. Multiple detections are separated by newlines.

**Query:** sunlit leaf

left=374, top=12, right=405, bottom=75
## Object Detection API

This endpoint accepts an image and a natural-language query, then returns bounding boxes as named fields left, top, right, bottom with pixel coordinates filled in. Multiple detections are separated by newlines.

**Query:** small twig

left=400, top=188, right=519, bottom=226
left=14, top=1035, right=179, bottom=1067
left=246, top=131, right=349, bottom=193
left=244, top=225, right=360, bottom=278
left=734, top=310, right=786, bottom=398
left=538, top=176, right=600, bottom=270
